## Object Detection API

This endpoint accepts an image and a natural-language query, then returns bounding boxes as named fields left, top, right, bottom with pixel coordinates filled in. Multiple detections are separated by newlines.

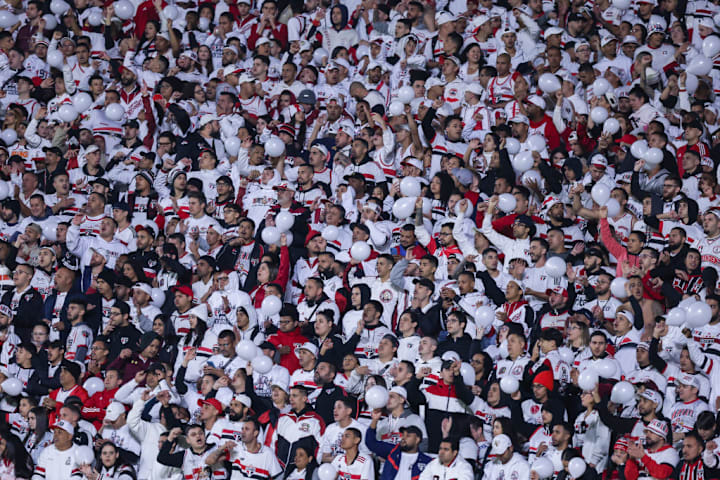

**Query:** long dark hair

left=1, top=427, right=32, bottom=478
left=27, top=407, right=49, bottom=441
left=426, top=171, right=455, bottom=205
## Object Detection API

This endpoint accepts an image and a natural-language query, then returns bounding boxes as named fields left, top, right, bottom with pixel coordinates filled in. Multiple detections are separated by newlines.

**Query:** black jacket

left=2, top=287, right=44, bottom=343
left=314, top=382, right=351, bottom=426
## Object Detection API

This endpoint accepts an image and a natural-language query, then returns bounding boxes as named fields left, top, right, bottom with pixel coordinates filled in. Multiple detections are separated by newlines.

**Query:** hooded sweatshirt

left=322, top=5, right=359, bottom=55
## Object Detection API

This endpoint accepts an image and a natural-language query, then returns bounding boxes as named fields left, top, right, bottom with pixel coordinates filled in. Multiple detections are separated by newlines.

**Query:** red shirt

left=268, top=328, right=309, bottom=374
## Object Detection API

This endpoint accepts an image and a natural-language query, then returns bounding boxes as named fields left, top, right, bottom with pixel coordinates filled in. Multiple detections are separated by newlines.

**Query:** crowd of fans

left=0, top=0, right=719, bottom=479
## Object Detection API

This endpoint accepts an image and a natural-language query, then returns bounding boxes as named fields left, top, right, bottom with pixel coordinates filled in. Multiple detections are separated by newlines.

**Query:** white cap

left=233, top=393, right=252, bottom=408
left=198, top=114, right=218, bottom=127
left=51, top=420, right=74, bottom=435
left=295, top=342, right=319, bottom=357
left=527, top=95, right=546, bottom=110
left=105, top=402, right=126, bottom=421
left=132, top=282, right=152, bottom=295
left=389, top=386, right=408, bottom=400
left=436, top=11, right=455, bottom=25
left=489, top=434, right=512, bottom=456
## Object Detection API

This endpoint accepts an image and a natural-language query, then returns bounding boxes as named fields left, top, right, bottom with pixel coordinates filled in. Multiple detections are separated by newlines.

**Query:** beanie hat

left=305, top=230, right=321, bottom=247
left=533, top=370, right=555, bottom=391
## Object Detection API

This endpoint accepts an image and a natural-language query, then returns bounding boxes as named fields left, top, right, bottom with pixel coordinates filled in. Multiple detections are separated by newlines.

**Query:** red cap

left=305, top=230, right=321, bottom=247
left=614, top=437, right=630, bottom=452
left=618, top=134, right=637, bottom=145
left=198, top=398, right=224, bottom=414
left=546, top=286, right=568, bottom=298
left=533, top=370, right=554, bottom=391
left=171, top=285, right=193, bottom=299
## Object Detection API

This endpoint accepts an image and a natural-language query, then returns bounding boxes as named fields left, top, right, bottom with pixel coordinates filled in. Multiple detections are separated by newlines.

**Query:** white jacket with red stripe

left=332, top=452, right=375, bottom=480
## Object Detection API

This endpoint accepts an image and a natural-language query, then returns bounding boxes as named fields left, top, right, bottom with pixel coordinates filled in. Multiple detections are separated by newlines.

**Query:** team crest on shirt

left=148, top=259, right=157, bottom=268
left=498, top=366, right=507, bottom=375
left=511, top=366, right=523, bottom=376
left=379, top=289, right=393, bottom=302
left=511, top=472, right=519, bottom=480
left=300, top=422, right=310, bottom=432
left=531, top=405, right=540, bottom=415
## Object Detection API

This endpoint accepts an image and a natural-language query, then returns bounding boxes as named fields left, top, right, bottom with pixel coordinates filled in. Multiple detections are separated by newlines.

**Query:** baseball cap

left=489, top=434, right=512, bottom=456
left=198, top=114, right=218, bottom=127
left=676, top=373, right=700, bottom=389
left=199, top=397, right=225, bottom=414
left=645, top=418, right=669, bottom=438
left=233, top=393, right=252, bottom=408
left=402, top=158, right=423, bottom=170
left=600, top=35, right=618, bottom=47
left=509, top=114, right=529, bottom=125
left=399, top=424, right=423, bottom=439
left=544, top=26, right=564, bottom=39
left=105, top=402, right=126, bottom=421
left=51, top=420, right=74, bottom=435
left=526, top=95, right=546, bottom=110
left=547, top=285, right=569, bottom=298
left=436, top=11, right=455, bottom=25
left=590, top=154, right=608, bottom=169
left=132, top=282, right=152, bottom=295
left=295, top=342, right=319, bottom=357
left=389, top=386, right=408, bottom=400
left=639, top=389, right=662, bottom=404
left=171, top=284, right=193, bottom=298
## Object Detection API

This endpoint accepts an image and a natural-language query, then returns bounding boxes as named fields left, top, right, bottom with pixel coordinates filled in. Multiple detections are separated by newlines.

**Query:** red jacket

left=48, top=384, right=89, bottom=425
left=268, top=328, right=308, bottom=374
left=529, top=114, right=561, bottom=151
left=81, top=387, right=120, bottom=430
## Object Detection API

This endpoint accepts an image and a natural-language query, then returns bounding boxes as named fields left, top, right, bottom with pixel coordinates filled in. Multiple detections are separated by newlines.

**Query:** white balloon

left=58, top=104, right=78, bottom=123
left=114, top=0, right=135, bottom=20
left=500, top=376, right=519, bottom=394
left=611, top=381, right=635, bottom=404
left=47, top=49, right=64, bottom=69
left=558, top=347, right=575, bottom=365
left=497, top=193, right=516, bottom=213
left=613, top=0, right=631, bottom=8
left=74, top=445, right=95, bottom=466
left=644, top=147, right=664, bottom=165
left=397, top=86, right=415, bottom=104
left=475, top=306, right=495, bottom=329
left=422, top=197, right=432, bottom=215
left=592, top=77, right=611, bottom=96
left=237, top=340, right=258, bottom=361
left=666, top=307, right=686, bottom=326
left=388, top=101, right=404, bottom=116
left=591, top=183, right=611, bottom=205
left=261, top=226, right=281, bottom=245
left=505, top=137, right=521, bottom=155
left=610, top=277, right=628, bottom=299
left=527, top=135, right=546, bottom=152
left=73, top=92, right=93, bottom=112
left=322, top=225, right=340, bottom=242
left=88, top=11, right=103, bottom=26
left=105, top=103, right=125, bottom=122
left=163, top=4, right=179, bottom=20
left=460, top=363, right=475, bottom=386
left=578, top=369, right=599, bottom=391
left=400, top=176, right=422, bottom=197
left=150, top=288, right=165, bottom=308
left=0, top=129, right=16, bottom=146
left=83, top=377, right=104, bottom=396
left=545, top=256, right=567, bottom=278
left=595, top=358, right=617, bottom=379
left=1, top=378, right=22, bottom=396
left=284, top=231, right=293, bottom=246
left=606, top=198, right=621, bottom=218
left=538, top=73, right=561, bottom=93
left=350, top=241, right=371, bottom=261
left=0, top=181, right=9, bottom=201
left=590, top=106, right=609, bottom=123
left=313, top=48, right=329, bottom=65
left=317, top=463, right=338, bottom=480
left=703, top=36, right=720, bottom=58
left=0, top=10, right=17, bottom=29
left=532, top=458, right=555, bottom=479
left=687, top=55, right=713, bottom=76
left=41, top=218, right=59, bottom=242
left=365, top=385, right=389, bottom=409
left=568, top=458, right=587, bottom=479
left=42, top=14, right=58, bottom=30
left=630, top=140, right=649, bottom=159
left=685, top=73, right=699, bottom=94
left=521, top=170, right=542, bottom=188
left=454, top=199, right=472, bottom=218
left=50, top=0, right=70, bottom=15
left=393, top=197, right=415, bottom=220
left=264, top=136, right=285, bottom=157
left=686, top=301, right=712, bottom=328
left=261, top=295, right=282, bottom=317
left=603, top=117, right=620, bottom=135
left=197, top=16, right=210, bottom=31
left=275, top=211, right=294, bottom=232
left=251, top=355, right=273, bottom=374
left=224, top=136, right=241, bottom=156
left=512, top=151, right=534, bottom=173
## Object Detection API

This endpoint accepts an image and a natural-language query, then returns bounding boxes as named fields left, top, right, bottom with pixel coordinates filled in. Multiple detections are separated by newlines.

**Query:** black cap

left=574, top=308, right=594, bottom=323
left=413, top=277, right=435, bottom=294
left=124, top=119, right=140, bottom=128
left=112, top=202, right=131, bottom=212
left=586, top=247, right=604, bottom=258
left=90, top=177, right=110, bottom=188
left=343, top=172, right=366, bottom=182
left=514, top=214, right=537, bottom=237
left=162, top=243, right=178, bottom=257
left=567, top=13, right=585, bottom=22
left=400, top=425, right=423, bottom=439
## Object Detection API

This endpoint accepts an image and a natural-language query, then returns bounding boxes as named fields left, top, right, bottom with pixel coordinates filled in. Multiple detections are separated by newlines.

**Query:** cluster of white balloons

left=665, top=300, right=712, bottom=328
left=261, top=211, right=295, bottom=246
left=238, top=338, right=274, bottom=373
